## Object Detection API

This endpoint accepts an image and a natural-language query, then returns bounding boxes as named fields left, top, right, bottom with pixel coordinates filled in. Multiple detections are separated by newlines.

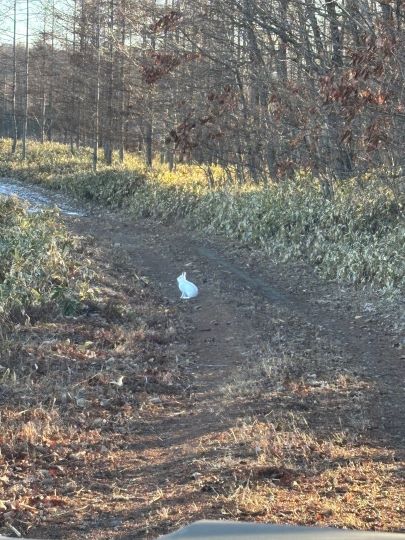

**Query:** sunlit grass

left=0, top=196, right=90, bottom=327
left=0, top=138, right=403, bottom=291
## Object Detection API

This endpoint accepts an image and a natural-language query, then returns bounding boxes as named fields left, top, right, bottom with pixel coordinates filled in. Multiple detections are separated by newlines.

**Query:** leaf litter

left=1, top=215, right=404, bottom=539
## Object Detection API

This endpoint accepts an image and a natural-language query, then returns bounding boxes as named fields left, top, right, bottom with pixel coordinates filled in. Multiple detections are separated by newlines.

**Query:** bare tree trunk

left=118, top=0, right=126, bottom=163
left=396, top=0, right=402, bottom=30
left=326, top=0, right=343, bottom=68
left=143, top=11, right=155, bottom=168
left=22, top=0, right=29, bottom=160
left=104, top=0, right=114, bottom=164
left=11, top=0, right=18, bottom=153
left=277, top=0, right=289, bottom=82
left=305, top=0, right=325, bottom=61
left=40, top=18, right=46, bottom=144
left=70, top=0, right=78, bottom=154
left=48, top=0, right=55, bottom=141
left=76, top=0, right=86, bottom=149
left=145, top=114, right=153, bottom=167
left=1, top=74, right=6, bottom=136
left=243, top=0, right=263, bottom=181
left=119, top=0, right=126, bottom=162
left=93, top=0, right=101, bottom=171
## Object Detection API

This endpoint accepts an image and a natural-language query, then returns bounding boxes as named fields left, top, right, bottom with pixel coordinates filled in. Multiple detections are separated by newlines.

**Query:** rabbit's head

left=177, top=272, right=186, bottom=284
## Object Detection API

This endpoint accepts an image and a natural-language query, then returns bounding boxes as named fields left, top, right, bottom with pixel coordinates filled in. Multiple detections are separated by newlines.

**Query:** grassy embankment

left=1, top=138, right=403, bottom=292
left=0, top=197, right=90, bottom=332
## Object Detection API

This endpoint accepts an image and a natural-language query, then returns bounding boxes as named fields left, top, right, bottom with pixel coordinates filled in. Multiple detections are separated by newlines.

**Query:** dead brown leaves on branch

left=150, top=10, right=183, bottom=34
left=166, top=85, right=238, bottom=159
left=141, top=51, right=200, bottom=84
left=320, top=29, right=398, bottom=152
left=320, top=30, right=395, bottom=105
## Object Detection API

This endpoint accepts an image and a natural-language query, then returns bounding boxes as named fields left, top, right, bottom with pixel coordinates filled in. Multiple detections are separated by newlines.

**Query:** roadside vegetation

left=0, top=139, right=403, bottom=292
left=0, top=196, right=90, bottom=330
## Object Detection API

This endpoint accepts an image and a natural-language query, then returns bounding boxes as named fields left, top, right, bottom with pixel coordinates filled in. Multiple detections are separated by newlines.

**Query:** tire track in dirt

left=67, top=213, right=404, bottom=452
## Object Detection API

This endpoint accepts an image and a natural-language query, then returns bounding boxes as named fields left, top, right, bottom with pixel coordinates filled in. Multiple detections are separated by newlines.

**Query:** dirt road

left=1, top=179, right=403, bottom=538
left=57, top=209, right=404, bottom=538
left=69, top=211, right=404, bottom=448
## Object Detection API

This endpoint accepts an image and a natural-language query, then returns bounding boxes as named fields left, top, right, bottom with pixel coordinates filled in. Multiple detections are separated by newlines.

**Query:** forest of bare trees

left=0, top=0, right=404, bottom=180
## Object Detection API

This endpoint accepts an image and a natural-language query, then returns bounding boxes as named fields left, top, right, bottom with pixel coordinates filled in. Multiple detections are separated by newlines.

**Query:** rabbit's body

left=177, top=272, right=198, bottom=299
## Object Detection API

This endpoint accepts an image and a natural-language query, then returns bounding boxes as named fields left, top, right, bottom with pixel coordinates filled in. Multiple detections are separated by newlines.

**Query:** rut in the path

left=69, top=213, right=405, bottom=452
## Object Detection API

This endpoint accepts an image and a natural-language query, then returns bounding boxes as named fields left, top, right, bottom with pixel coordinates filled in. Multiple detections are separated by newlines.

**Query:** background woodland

left=0, top=0, right=404, bottom=182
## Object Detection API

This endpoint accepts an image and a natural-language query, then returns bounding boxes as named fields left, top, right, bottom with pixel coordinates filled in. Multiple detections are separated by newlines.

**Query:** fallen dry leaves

left=0, top=231, right=404, bottom=539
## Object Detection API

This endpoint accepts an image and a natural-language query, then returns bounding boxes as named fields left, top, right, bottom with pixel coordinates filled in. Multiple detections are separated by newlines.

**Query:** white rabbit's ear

left=183, top=272, right=186, bottom=278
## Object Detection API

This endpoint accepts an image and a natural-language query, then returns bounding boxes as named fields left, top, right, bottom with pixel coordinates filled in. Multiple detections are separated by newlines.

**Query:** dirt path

left=69, top=212, right=404, bottom=449
left=2, top=187, right=404, bottom=538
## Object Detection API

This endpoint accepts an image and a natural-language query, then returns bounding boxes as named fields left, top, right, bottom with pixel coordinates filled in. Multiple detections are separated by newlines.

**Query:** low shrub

left=0, top=196, right=91, bottom=326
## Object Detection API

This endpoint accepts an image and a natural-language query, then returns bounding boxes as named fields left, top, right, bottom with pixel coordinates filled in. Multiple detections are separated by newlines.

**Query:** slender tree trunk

left=70, top=0, right=78, bottom=154
left=143, top=23, right=154, bottom=167
left=243, top=0, right=263, bottom=180
left=1, top=74, right=6, bottom=137
left=326, top=0, right=343, bottom=68
left=104, top=0, right=114, bottom=164
left=11, top=0, right=18, bottom=153
left=22, top=0, right=29, bottom=160
left=40, top=18, right=46, bottom=143
left=145, top=114, right=153, bottom=167
left=93, top=1, right=101, bottom=171
left=305, top=0, right=325, bottom=61
left=76, top=0, right=86, bottom=149
left=119, top=0, right=126, bottom=162
left=396, top=0, right=402, bottom=30
left=47, top=0, right=55, bottom=141
left=277, top=0, right=288, bottom=81
left=324, top=1, right=352, bottom=177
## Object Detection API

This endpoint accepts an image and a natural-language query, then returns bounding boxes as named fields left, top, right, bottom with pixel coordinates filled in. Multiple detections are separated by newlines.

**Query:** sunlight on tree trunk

left=11, top=0, right=18, bottom=154
left=22, top=0, right=29, bottom=160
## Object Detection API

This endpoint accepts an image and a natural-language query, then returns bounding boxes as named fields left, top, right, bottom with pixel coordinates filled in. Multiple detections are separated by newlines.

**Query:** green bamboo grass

left=1, top=139, right=403, bottom=291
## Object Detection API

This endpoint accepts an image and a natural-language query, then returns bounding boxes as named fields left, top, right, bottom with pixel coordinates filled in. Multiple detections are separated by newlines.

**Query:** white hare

left=177, top=272, right=198, bottom=299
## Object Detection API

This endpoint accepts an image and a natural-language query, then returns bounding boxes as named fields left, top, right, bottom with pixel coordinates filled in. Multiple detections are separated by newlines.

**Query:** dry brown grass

left=0, top=228, right=404, bottom=539
left=207, top=420, right=404, bottom=530
left=0, top=236, right=188, bottom=538
left=210, top=311, right=404, bottom=533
